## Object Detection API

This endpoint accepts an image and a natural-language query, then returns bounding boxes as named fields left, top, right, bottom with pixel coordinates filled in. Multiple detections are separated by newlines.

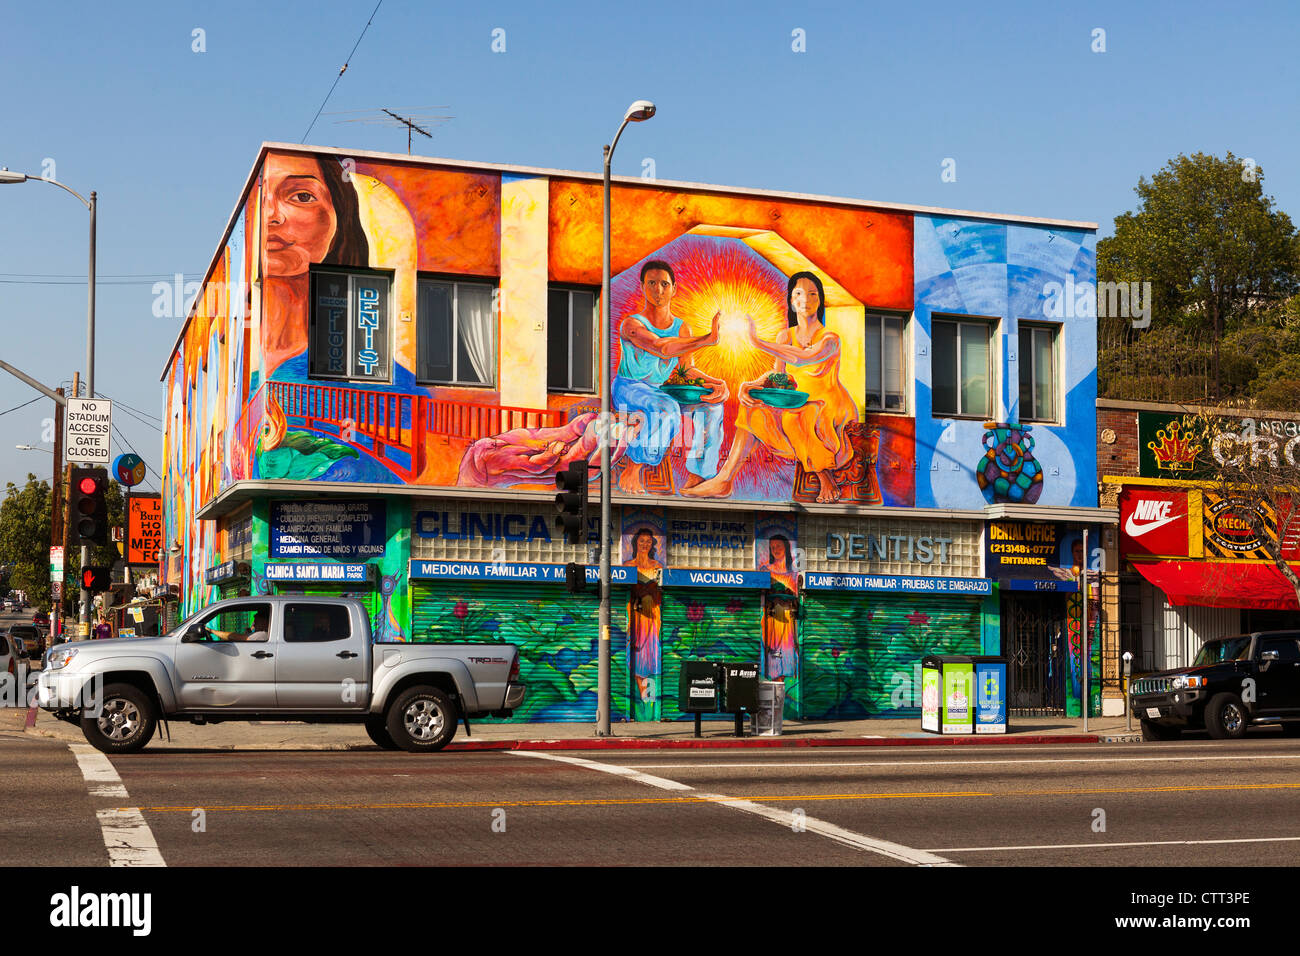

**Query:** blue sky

left=1, top=0, right=1297, bottom=492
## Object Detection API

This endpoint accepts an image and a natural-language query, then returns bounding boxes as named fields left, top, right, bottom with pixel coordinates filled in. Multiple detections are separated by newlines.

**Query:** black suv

left=1131, top=631, right=1300, bottom=740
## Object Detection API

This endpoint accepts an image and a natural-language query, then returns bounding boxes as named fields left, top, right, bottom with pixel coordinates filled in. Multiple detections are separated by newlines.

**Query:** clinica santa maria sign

left=65, top=398, right=112, bottom=464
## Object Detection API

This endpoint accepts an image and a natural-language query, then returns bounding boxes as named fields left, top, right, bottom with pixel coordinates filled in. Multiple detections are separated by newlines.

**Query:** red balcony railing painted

left=262, top=380, right=565, bottom=482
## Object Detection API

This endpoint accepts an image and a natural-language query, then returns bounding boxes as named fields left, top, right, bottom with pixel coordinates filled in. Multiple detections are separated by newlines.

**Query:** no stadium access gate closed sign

left=65, top=398, right=112, bottom=464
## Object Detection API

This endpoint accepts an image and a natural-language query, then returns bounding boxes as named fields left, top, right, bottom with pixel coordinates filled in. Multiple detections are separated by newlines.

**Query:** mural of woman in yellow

left=626, top=527, right=664, bottom=708
left=760, top=533, right=799, bottom=679
left=684, top=271, right=858, bottom=502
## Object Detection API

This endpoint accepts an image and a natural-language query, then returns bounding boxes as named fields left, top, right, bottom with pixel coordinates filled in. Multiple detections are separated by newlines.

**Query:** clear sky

left=1, top=0, right=1297, bottom=492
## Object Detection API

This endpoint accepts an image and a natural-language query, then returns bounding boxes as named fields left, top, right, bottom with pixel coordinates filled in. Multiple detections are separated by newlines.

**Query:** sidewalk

left=4, top=706, right=1144, bottom=751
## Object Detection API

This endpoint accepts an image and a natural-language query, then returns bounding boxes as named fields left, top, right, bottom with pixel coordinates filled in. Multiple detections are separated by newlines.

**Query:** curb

left=443, top=733, right=1107, bottom=752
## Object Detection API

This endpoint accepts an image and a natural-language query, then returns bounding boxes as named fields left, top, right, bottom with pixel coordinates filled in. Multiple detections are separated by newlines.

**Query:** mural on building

left=622, top=507, right=666, bottom=719
left=756, top=514, right=800, bottom=711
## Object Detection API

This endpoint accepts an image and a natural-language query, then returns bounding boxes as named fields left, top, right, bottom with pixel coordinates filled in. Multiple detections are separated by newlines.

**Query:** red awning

left=1133, top=561, right=1300, bottom=610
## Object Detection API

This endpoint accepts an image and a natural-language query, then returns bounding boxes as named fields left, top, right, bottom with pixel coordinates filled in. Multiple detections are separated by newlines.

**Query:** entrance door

left=1005, top=594, right=1067, bottom=716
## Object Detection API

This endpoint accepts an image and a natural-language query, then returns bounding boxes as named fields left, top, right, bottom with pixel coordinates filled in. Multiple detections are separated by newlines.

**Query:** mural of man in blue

left=613, top=260, right=729, bottom=494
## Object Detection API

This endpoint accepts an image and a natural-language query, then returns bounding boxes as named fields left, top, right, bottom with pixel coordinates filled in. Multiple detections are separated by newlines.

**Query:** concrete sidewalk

left=4, top=706, right=1144, bottom=750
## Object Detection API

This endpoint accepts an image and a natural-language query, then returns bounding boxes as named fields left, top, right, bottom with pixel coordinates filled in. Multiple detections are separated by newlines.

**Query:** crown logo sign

left=1147, top=419, right=1201, bottom=471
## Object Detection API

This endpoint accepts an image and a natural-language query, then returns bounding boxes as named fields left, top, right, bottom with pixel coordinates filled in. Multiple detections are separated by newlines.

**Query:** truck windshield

left=1192, top=637, right=1253, bottom=666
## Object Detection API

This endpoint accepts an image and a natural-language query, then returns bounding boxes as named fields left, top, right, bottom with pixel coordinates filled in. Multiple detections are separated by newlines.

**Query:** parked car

left=38, top=596, right=527, bottom=754
left=0, top=634, right=15, bottom=678
left=1131, top=631, right=1300, bottom=740
left=31, top=611, right=49, bottom=629
left=8, top=625, right=44, bottom=662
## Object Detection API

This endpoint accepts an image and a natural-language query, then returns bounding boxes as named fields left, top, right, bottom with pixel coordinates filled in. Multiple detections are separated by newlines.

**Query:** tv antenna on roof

left=327, top=106, right=453, bottom=154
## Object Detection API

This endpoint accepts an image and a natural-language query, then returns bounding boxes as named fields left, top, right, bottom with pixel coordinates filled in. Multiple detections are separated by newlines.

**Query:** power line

left=301, top=0, right=384, bottom=143
left=108, top=423, right=160, bottom=494
left=93, top=391, right=163, bottom=425
left=0, top=396, right=42, bottom=418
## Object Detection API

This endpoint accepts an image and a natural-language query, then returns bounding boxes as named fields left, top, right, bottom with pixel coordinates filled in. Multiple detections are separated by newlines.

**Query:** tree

left=1183, top=410, right=1300, bottom=608
left=0, top=475, right=52, bottom=613
left=1098, top=151, right=1300, bottom=399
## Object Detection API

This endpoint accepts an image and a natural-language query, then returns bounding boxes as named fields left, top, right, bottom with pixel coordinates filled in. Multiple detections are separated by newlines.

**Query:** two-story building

left=161, top=143, right=1108, bottom=721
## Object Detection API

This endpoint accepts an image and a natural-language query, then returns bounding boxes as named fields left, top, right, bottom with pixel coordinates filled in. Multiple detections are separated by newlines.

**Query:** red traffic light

left=78, top=475, right=100, bottom=495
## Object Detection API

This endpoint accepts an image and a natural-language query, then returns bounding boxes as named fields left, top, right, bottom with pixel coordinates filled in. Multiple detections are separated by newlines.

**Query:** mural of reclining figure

left=457, top=411, right=636, bottom=488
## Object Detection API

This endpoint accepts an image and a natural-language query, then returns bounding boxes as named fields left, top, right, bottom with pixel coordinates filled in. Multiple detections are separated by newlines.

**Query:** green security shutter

left=799, top=592, right=981, bottom=719
left=411, top=580, right=629, bottom=723
left=660, top=588, right=762, bottom=721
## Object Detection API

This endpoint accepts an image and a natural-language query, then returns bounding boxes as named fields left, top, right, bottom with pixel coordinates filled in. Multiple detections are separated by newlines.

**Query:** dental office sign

left=312, top=273, right=390, bottom=381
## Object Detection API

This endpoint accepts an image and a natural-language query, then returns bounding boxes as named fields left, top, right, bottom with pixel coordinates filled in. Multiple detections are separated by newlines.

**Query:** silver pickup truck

left=37, top=595, right=525, bottom=754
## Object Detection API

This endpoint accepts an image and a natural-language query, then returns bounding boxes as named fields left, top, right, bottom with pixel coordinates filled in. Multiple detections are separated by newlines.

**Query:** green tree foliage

left=1098, top=152, right=1300, bottom=402
left=0, top=475, right=52, bottom=613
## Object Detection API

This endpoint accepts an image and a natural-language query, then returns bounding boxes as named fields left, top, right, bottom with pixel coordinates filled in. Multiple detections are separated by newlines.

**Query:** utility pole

left=51, top=387, right=64, bottom=641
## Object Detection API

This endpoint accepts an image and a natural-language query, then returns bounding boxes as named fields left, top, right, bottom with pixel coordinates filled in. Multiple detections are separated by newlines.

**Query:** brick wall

left=1097, top=406, right=1140, bottom=480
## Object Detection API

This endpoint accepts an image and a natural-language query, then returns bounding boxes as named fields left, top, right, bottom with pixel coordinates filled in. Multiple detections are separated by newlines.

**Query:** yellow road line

left=121, top=780, right=1300, bottom=814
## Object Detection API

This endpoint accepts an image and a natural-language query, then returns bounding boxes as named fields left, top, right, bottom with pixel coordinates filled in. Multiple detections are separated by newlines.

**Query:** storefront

left=985, top=519, right=1100, bottom=716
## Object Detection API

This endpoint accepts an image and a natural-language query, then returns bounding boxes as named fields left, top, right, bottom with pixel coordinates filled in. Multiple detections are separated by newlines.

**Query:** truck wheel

left=386, top=686, right=457, bottom=753
left=364, top=716, right=400, bottom=750
left=81, top=683, right=157, bottom=754
left=1205, top=693, right=1247, bottom=740
left=1140, top=720, right=1180, bottom=741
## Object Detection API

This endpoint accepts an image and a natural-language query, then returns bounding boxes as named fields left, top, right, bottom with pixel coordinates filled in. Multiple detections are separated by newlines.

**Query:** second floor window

left=309, top=271, right=392, bottom=382
left=932, top=316, right=992, bottom=418
left=417, top=277, right=496, bottom=386
left=864, top=313, right=906, bottom=412
left=548, top=288, right=596, bottom=392
left=1018, top=323, right=1059, bottom=422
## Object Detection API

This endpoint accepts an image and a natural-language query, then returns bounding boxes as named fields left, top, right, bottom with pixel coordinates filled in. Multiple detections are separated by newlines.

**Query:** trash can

left=922, top=655, right=1008, bottom=734
left=755, top=680, right=786, bottom=736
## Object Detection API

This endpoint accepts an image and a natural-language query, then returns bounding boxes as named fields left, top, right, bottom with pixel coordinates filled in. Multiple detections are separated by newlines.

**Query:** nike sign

left=1125, top=512, right=1182, bottom=537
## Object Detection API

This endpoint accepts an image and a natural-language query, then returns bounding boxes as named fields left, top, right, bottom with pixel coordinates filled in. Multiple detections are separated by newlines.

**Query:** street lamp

left=598, top=100, right=656, bottom=737
left=2, top=167, right=97, bottom=630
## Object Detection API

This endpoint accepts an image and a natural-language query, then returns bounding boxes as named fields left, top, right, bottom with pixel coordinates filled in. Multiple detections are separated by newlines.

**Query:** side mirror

left=1261, top=649, right=1280, bottom=664
left=181, top=625, right=208, bottom=644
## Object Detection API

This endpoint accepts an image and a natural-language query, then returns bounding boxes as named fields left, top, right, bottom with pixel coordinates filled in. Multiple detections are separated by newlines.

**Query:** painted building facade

left=1098, top=399, right=1300, bottom=696
left=161, top=143, right=1106, bottom=721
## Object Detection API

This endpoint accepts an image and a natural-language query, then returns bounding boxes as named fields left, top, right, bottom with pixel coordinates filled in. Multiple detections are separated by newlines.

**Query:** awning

left=1133, top=561, right=1300, bottom=610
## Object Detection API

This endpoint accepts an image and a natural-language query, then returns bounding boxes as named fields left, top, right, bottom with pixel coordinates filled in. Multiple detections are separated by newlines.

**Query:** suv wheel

left=1205, top=693, right=1247, bottom=740
left=385, top=686, right=457, bottom=753
left=80, top=683, right=157, bottom=754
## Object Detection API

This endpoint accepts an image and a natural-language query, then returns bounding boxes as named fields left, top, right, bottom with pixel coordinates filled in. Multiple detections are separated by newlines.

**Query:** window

left=1019, top=323, right=1059, bottom=422
left=284, top=603, right=351, bottom=643
left=548, top=288, right=596, bottom=392
left=309, top=271, right=392, bottom=382
left=864, top=312, right=906, bottom=412
left=417, top=277, right=496, bottom=386
left=1259, top=637, right=1300, bottom=662
left=932, top=316, right=993, bottom=418
left=196, top=602, right=272, bottom=643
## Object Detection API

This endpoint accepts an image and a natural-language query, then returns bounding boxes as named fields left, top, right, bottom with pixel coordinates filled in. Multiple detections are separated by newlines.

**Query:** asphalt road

left=5, top=733, right=1300, bottom=868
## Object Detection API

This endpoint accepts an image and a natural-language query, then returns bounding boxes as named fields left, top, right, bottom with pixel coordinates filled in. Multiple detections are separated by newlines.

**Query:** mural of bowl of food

left=661, top=367, right=711, bottom=404
left=750, top=372, right=809, bottom=409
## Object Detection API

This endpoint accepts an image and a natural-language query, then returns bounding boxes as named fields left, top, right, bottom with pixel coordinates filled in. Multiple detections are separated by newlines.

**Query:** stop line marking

left=512, top=750, right=958, bottom=867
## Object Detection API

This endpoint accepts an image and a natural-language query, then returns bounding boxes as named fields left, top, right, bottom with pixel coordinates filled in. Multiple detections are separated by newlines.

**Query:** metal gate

left=1005, top=594, right=1066, bottom=716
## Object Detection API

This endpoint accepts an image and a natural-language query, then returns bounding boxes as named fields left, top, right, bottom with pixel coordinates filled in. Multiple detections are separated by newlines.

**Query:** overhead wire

left=301, top=0, right=383, bottom=143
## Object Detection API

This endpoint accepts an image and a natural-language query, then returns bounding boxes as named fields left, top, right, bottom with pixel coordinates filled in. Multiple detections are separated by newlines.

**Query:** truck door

left=174, top=601, right=279, bottom=710
left=274, top=602, right=370, bottom=711
left=1255, top=635, right=1300, bottom=715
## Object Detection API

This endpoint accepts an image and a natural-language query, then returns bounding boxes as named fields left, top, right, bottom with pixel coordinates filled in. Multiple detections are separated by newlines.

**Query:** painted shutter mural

left=799, top=593, right=981, bottom=719
left=659, top=588, right=762, bottom=721
left=411, top=581, right=630, bottom=722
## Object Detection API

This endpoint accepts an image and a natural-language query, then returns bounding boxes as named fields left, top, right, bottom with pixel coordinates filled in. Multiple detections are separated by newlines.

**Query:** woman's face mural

left=263, top=155, right=337, bottom=277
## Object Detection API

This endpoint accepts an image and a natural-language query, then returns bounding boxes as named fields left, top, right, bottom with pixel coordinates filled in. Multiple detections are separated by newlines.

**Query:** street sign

left=113, top=452, right=146, bottom=487
left=49, top=546, right=64, bottom=583
left=65, top=398, right=112, bottom=464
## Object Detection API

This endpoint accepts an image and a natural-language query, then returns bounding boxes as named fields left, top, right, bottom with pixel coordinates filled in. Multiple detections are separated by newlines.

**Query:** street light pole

left=598, top=100, right=656, bottom=737
left=0, top=169, right=96, bottom=632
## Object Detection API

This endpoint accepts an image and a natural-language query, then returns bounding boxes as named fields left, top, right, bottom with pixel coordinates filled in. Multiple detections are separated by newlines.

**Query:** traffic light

left=554, top=460, right=588, bottom=546
left=564, top=562, right=585, bottom=594
left=80, top=566, right=112, bottom=593
left=70, top=466, right=109, bottom=546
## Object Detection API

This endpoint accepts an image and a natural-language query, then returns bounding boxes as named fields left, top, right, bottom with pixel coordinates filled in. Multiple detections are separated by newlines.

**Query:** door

left=274, top=601, right=370, bottom=711
left=1254, top=634, right=1300, bottom=715
left=174, top=601, right=279, bottom=710
left=1004, top=593, right=1067, bottom=716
